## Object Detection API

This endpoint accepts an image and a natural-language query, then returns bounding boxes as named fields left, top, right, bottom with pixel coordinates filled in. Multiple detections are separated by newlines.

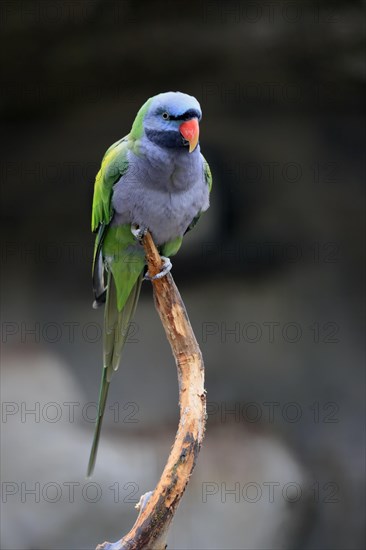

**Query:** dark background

left=1, top=1, right=365, bottom=549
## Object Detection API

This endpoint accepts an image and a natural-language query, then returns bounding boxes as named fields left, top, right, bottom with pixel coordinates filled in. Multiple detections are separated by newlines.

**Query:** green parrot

left=87, top=91, right=212, bottom=476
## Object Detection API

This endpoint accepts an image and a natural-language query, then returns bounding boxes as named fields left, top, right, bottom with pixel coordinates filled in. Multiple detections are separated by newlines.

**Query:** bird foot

left=131, top=223, right=148, bottom=241
left=144, top=256, right=172, bottom=281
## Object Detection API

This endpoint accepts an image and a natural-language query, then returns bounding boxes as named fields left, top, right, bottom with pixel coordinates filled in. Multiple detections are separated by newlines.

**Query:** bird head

left=132, top=91, right=202, bottom=153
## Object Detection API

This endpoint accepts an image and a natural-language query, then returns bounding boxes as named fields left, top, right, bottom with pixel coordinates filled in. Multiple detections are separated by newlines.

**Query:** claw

left=131, top=224, right=147, bottom=241
left=144, top=256, right=172, bottom=281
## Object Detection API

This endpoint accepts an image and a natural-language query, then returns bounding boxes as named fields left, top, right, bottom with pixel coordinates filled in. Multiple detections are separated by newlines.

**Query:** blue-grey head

left=131, top=91, right=202, bottom=153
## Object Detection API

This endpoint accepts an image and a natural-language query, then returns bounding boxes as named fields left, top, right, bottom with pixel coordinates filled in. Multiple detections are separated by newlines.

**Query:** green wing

left=202, top=153, right=213, bottom=192
left=88, top=136, right=145, bottom=476
left=91, top=136, right=130, bottom=304
left=91, top=132, right=146, bottom=310
left=91, top=136, right=130, bottom=232
left=184, top=153, right=213, bottom=233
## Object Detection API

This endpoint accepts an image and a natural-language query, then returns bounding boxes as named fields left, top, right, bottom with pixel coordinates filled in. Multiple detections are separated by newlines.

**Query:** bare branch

left=96, top=231, right=206, bottom=550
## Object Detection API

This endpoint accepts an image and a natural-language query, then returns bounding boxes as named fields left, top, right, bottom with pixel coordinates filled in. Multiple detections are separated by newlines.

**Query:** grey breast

left=111, top=145, right=209, bottom=245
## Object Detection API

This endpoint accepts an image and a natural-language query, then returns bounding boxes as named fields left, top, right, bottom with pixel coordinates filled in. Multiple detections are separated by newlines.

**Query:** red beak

left=179, top=118, right=199, bottom=153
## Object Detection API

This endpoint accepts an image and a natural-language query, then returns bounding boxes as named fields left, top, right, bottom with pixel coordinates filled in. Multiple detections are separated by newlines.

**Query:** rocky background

left=1, top=1, right=365, bottom=549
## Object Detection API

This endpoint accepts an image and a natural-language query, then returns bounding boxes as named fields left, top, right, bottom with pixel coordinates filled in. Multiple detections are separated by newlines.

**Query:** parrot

left=87, top=91, right=212, bottom=476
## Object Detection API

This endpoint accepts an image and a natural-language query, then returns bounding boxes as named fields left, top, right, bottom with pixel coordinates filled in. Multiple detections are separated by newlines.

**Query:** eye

left=162, top=112, right=169, bottom=120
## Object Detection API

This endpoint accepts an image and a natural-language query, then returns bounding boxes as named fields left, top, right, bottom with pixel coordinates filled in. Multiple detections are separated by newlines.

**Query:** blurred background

left=1, top=1, right=365, bottom=549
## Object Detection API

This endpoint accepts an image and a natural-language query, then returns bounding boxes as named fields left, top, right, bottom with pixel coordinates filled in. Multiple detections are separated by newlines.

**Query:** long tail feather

left=87, top=369, right=110, bottom=476
left=87, top=270, right=143, bottom=476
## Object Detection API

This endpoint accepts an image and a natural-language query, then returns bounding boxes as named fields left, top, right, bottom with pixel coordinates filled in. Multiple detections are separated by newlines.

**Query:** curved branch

left=96, top=231, right=206, bottom=550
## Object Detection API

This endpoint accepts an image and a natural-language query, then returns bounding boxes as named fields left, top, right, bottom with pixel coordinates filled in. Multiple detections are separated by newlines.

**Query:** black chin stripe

left=145, top=128, right=186, bottom=149
left=169, top=108, right=201, bottom=122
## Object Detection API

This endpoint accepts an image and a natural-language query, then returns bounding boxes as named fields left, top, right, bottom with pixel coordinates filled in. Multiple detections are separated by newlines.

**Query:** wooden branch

left=96, top=231, right=206, bottom=550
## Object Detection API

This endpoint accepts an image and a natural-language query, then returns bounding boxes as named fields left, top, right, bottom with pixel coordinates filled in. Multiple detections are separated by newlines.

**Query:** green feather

left=103, top=225, right=145, bottom=311
left=202, top=154, right=213, bottom=192
left=89, top=131, right=146, bottom=474
left=88, top=224, right=144, bottom=475
left=87, top=268, right=143, bottom=477
left=91, top=136, right=130, bottom=232
left=87, top=368, right=109, bottom=477
left=130, top=97, right=153, bottom=140
left=161, top=236, right=183, bottom=257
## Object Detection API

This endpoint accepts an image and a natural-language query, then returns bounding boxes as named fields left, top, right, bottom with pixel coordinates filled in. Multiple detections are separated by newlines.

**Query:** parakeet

left=87, top=91, right=212, bottom=476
